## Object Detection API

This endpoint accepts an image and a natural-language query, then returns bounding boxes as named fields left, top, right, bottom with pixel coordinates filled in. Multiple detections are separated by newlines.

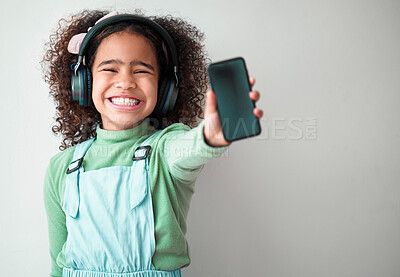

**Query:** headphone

left=70, top=14, right=180, bottom=116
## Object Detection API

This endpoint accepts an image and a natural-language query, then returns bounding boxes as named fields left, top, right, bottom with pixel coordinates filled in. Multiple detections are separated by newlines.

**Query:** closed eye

left=135, top=70, right=152, bottom=74
left=103, top=68, right=117, bottom=72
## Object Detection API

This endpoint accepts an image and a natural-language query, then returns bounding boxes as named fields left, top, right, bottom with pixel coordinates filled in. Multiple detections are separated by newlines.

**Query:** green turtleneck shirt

left=43, top=119, right=228, bottom=277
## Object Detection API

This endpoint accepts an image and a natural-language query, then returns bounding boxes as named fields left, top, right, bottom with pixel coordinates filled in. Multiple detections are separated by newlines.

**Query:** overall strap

left=132, top=130, right=162, bottom=161
left=130, top=130, right=161, bottom=210
left=66, top=137, right=96, bottom=174
left=63, top=137, right=95, bottom=218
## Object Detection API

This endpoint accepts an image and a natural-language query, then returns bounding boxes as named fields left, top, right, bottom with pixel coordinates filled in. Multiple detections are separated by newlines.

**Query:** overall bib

left=62, top=131, right=181, bottom=277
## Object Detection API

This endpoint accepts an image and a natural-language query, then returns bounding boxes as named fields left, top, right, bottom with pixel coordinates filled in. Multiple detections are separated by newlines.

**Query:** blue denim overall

left=62, top=131, right=181, bottom=277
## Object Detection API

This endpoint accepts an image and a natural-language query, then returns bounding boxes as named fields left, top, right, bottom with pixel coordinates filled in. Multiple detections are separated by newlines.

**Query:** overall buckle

left=132, top=146, right=151, bottom=161
left=66, top=158, right=83, bottom=174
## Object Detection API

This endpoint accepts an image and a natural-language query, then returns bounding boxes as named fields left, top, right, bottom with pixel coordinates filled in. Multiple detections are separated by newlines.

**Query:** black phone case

left=207, top=57, right=261, bottom=142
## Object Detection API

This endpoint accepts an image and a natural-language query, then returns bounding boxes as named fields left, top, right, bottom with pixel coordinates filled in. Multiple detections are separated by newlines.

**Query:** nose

left=114, top=70, right=136, bottom=90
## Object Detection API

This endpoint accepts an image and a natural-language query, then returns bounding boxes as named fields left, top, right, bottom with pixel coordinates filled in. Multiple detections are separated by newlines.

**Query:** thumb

left=205, top=90, right=218, bottom=116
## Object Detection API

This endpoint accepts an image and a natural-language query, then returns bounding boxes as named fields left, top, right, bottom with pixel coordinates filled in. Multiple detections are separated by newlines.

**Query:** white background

left=1, top=0, right=399, bottom=276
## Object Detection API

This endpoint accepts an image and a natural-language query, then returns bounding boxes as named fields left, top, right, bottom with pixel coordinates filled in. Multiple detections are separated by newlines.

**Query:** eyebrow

left=97, top=59, right=155, bottom=71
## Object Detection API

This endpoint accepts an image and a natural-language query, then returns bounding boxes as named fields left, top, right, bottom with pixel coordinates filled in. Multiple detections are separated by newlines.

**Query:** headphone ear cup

left=82, top=67, right=87, bottom=106
left=154, top=76, right=170, bottom=115
left=84, top=67, right=93, bottom=107
left=71, top=67, right=85, bottom=106
left=70, top=65, right=92, bottom=107
left=162, top=77, right=178, bottom=115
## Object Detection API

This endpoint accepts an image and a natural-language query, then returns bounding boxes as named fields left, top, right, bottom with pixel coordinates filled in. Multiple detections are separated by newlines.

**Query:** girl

left=42, top=9, right=263, bottom=277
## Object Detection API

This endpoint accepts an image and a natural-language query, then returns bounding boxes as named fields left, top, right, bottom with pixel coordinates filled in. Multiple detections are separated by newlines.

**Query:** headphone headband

left=77, top=14, right=179, bottom=68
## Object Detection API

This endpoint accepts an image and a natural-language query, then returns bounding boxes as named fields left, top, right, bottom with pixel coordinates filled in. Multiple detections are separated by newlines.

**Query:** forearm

left=162, top=121, right=228, bottom=181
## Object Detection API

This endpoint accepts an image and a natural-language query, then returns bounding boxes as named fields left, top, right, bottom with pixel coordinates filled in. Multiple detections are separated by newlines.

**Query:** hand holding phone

left=206, top=57, right=262, bottom=143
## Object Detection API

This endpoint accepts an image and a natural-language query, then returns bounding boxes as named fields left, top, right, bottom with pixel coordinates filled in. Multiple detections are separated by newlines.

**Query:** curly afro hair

left=41, top=9, right=210, bottom=150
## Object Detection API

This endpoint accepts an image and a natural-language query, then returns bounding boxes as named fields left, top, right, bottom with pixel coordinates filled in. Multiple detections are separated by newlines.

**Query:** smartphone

left=207, top=57, right=261, bottom=142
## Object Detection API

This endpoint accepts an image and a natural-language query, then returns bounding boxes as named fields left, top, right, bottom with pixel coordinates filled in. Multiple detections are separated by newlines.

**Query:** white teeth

left=110, top=97, right=140, bottom=106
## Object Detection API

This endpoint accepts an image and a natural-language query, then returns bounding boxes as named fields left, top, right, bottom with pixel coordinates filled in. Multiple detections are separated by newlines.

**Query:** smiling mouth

left=109, top=97, right=141, bottom=106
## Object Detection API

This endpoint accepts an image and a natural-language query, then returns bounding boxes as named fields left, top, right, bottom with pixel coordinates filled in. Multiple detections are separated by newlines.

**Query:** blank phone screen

left=208, top=58, right=261, bottom=142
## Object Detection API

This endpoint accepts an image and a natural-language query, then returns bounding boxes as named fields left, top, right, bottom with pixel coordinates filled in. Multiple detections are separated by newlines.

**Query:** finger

left=205, top=90, right=218, bottom=116
left=253, top=108, right=263, bottom=119
left=249, top=76, right=256, bottom=88
left=249, top=90, right=260, bottom=101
